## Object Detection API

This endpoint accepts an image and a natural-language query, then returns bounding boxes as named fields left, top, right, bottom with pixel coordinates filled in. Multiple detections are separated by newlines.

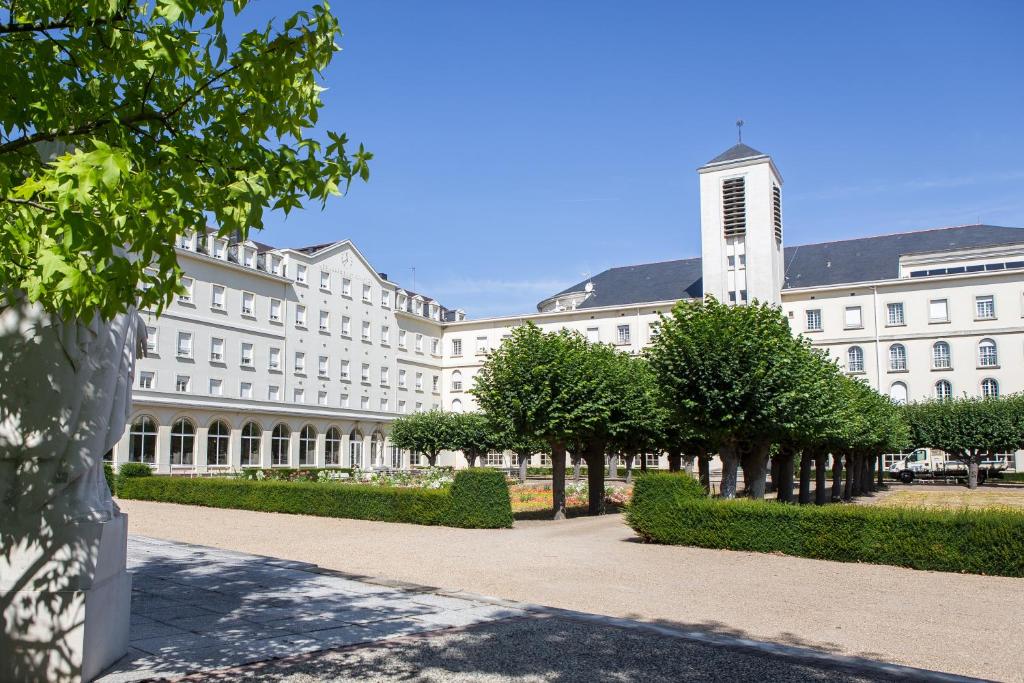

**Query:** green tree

left=449, top=412, right=502, bottom=468
left=389, top=409, right=456, bottom=468
left=1, top=0, right=371, bottom=319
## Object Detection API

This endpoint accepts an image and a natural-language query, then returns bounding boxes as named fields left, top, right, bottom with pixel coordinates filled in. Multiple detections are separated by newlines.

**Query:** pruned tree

left=449, top=412, right=502, bottom=468
left=389, top=409, right=456, bottom=467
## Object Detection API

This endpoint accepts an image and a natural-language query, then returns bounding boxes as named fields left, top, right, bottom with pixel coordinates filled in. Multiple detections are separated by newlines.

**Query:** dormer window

left=722, top=177, right=746, bottom=238
left=212, top=239, right=227, bottom=259
left=242, top=248, right=255, bottom=268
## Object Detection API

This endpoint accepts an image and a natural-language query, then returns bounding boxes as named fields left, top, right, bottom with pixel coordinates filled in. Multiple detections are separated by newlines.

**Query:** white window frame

left=240, top=381, right=253, bottom=399
left=806, top=309, right=822, bottom=332
left=241, top=291, right=255, bottom=317
left=209, top=378, right=223, bottom=396
left=843, top=306, right=862, bottom=330
left=175, top=374, right=191, bottom=393
left=975, top=295, right=995, bottom=320
left=887, top=302, right=905, bottom=326
left=341, top=360, right=351, bottom=381
left=139, top=371, right=154, bottom=389
left=210, top=337, right=224, bottom=362
left=616, top=324, right=631, bottom=345
left=211, top=284, right=225, bottom=310
left=362, top=283, right=372, bottom=302
left=269, top=298, right=282, bottom=323
left=451, top=338, right=462, bottom=356
left=269, top=347, right=281, bottom=371
left=320, top=270, right=331, bottom=291
left=319, top=355, right=329, bottom=377
left=294, top=351, right=306, bottom=374
left=929, top=298, right=949, bottom=323
left=295, top=304, right=307, bottom=328
left=296, top=263, right=307, bottom=284
left=178, top=277, right=194, bottom=304
left=319, top=310, right=330, bottom=332
left=240, top=342, right=254, bottom=367
left=177, top=331, right=193, bottom=359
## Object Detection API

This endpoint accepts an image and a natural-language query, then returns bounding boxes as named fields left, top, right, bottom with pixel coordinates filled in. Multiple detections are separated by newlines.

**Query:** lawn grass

left=871, top=486, right=1024, bottom=512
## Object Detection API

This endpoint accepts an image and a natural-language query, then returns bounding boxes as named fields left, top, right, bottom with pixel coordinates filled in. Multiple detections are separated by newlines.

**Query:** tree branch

left=2, top=196, right=53, bottom=212
left=0, top=11, right=127, bottom=35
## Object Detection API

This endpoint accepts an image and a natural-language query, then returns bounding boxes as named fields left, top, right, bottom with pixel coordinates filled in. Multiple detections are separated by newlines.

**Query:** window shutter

left=772, top=184, right=783, bottom=242
left=722, top=177, right=746, bottom=238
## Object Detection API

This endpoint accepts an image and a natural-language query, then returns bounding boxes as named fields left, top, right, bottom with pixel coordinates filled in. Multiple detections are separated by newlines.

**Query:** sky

left=241, top=1, right=1024, bottom=318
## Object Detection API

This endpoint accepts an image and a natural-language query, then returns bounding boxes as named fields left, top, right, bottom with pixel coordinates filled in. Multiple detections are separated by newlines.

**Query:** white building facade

left=111, top=143, right=1024, bottom=472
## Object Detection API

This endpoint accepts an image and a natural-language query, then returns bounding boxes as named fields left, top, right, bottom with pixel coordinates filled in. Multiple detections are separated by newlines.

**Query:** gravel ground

left=187, top=616, right=906, bottom=683
left=119, top=499, right=1024, bottom=682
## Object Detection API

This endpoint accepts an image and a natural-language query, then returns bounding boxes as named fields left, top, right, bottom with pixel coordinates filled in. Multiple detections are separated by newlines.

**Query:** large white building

left=109, top=142, right=1024, bottom=472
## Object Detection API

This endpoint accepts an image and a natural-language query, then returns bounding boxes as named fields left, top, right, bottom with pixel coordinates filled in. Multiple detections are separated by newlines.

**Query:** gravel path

left=119, top=499, right=1024, bottom=682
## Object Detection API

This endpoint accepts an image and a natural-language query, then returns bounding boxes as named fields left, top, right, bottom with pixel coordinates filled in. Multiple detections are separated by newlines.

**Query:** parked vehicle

left=888, top=448, right=1007, bottom=484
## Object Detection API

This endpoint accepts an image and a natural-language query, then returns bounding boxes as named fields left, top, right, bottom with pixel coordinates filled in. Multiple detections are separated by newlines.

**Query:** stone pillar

left=260, top=429, right=272, bottom=469
left=156, top=423, right=171, bottom=474
left=315, top=431, right=326, bottom=468
left=228, top=425, right=242, bottom=471
left=195, top=425, right=209, bottom=473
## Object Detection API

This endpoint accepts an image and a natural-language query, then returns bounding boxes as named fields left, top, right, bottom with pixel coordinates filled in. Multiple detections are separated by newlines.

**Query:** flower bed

left=510, top=483, right=632, bottom=514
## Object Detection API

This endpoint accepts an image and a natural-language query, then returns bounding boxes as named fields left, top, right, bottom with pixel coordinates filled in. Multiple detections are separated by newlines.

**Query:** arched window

left=451, top=370, right=463, bottom=392
left=325, top=427, right=342, bottom=466
left=451, top=398, right=463, bottom=413
left=129, top=416, right=158, bottom=464
left=935, top=380, right=953, bottom=400
left=349, top=428, right=363, bottom=468
left=271, top=424, right=290, bottom=466
left=846, top=346, right=864, bottom=373
left=370, top=430, right=384, bottom=467
left=932, top=341, right=951, bottom=369
left=981, top=378, right=999, bottom=398
left=298, top=425, right=317, bottom=466
left=978, top=339, right=998, bottom=368
left=888, top=344, right=907, bottom=371
left=207, top=420, right=230, bottom=466
left=170, top=418, right=195, bottom=465
left=240, top=422, right=261, bottom=466
left=889, top=381, right=908, bottom=404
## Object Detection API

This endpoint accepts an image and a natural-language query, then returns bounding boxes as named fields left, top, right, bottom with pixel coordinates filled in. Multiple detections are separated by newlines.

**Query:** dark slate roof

left=704, top=143, right=767, bottom=166
left=540, top=225, right=1024, bottom=310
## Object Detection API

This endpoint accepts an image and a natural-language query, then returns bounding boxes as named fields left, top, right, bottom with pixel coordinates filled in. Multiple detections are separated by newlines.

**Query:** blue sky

left=246, top=1, right=1024, bottom=317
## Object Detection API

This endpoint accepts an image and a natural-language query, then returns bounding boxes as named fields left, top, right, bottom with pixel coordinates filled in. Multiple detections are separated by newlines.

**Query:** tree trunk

left=624, top=454, right=634, bottom=484
left=967, top=458, right=979, bottom=490
left=639, top=453, right=648, bottom=473
left=698, top=454, right=711, bottom=494
left=572, top=455, right=582, bottom=482
left=668, top=450, right=682, bottom=472
left=831, top=453, right=843, bottom=502
left=798, top=451, right=812, bottom=504
left=876, top=452, right=885, bottom=488
left=843, top=452, right=854, bottom=501
left=769, top=455, right=781, bottom=495
left=860, top=453, right=871, bottom=495
left=719, top=445, right=741, bottom=499
left=427, top=453, right=438, bottom=467
left=551, top=442, right=567, bottom=520
left=585, top=442, right=606, bottom=515
left=739, top=447, right=753, bottom=496
left=746, top=442, right=771, bottom=499
left=777, top=448, right=796, bottom=503
left=517, top=450, right=529, bottom=484
left=814, top=453, right=829, bottom=505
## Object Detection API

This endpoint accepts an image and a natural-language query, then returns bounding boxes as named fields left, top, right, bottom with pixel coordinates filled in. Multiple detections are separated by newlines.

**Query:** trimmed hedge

left=626, top=473, right=1024, bottom=577
left=118, top=469, right=513, bottom=529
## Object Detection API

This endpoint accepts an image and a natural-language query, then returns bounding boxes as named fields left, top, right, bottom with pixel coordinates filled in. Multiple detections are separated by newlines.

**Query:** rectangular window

left=270, top=298, right=282, bottom=322
left=240, top=342, right=253, bottom=366
left=362, top=320, right=371, bottom=341
left=241, top=291, right=255, bottom=316
left=381, top=398, right=390, bottom=412
left=175, top=375, right=191, bottom=392
left=432, top=375, right=439, bottom=393
left=342, top=278, right=351, bottom=296
left=416, top=334, right=424, bottom=353
left=843, top=306, right=862, bottom=329
left=929, top=299, right=949, bottom=322
left=318, top=355, right=329, bottom=377
left=380, top=367, right=389, bottom=386
left=341, top=360, right=350, bottom=380
left=399, top=400, right=407, bottom=414
left=415, top=372, right=423, bottom=390
left=341, top=316, right=351, bottom=336
left=209, top=378, right=223, bottom=396
left=270, top=255, right=282, bottom=276
left=296, top=264, right=307, bottom=284
left=399, top=330, right=407, bottom=349
left=381, top=325, right=390, bottom=345
left=146, top=326, right=158, bottom=355
left=399, top=369, right=407, bottom=388
left=586, top=327, right=599, bottom=343
left=139, top=371, right=154, bottom=389
left=211, top=285, right=225, bottom=309
left=362, top=283, right=372, bottom=302
left=361, top=363, right=370, bottom=382
left=431, top=338, right=439, bottom=355
left=806, top=309, right=822, bottom=331
left=318, top=391, right=328, bottom=406
left=213, top=239, right=226, bottom=259
left=616, top=324, right=631, bottom=345
left=210, top=337, right=224, bottom=362
left=415, top=401, right=423, bottom=412
left=887, top=302, right=905, bottom=326
left=295, top=304, right=307, bottom=328
left=177, top=331, right=193, bottom=358
left=382, top=290, right=391, bottom=308
left=294, top=387, right=305, bottom=403
left=649, top=322, right=661, bottom=339
left=240, top=381, right=253, bottom=399
left=178, top=277, right=194, bottom=303
left=269, top=385, right=280, bottom=401
left=451, top=338, right=463, bottom=356
left=976, top=295, right=995, bottom=320
left=269, top=347, right=281, bottom=370
left=242, top=247, right=255, bottom=268
left=320, top=270, right=331, bottom=291
left=340, top=393, right=349, bottom=408
left=476, top=336, right=488, bottom=353
left=361, top=396, right=370, bottom=410
left=294, top=351, right=305, bottom=373
left=319, top=310, right=330, bottom=332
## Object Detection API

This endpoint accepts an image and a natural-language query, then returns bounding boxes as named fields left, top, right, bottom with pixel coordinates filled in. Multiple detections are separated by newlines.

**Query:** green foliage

left=389, top=409, right=458, bottom=463
left=627, top=476, right=1024, bottom=577
left=118, top=471, right=513, bottom=528
left=904, top=395, right=1023, bottom=462
left=103, top=462, right=115, bottom=495
left=444, top=469, right=514, bottom=528
left=239, top=467, right=353, bottom=481
left=449, top=412, right=504, bottom=466
left=0, top=1, right=370, bottom=318
left=116, top=461, right=152, bottom=493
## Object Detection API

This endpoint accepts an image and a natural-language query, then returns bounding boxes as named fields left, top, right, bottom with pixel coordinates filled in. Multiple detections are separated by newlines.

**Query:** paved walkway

left=116, top=500, right=1024, bottom=681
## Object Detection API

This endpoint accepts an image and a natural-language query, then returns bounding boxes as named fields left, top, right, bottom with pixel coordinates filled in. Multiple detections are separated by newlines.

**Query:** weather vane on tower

left=736, top=119, right=744, bottom=143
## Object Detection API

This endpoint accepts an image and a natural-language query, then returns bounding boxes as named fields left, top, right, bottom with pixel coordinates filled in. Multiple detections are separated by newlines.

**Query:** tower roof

left=703, top=143, right=768, bottom=166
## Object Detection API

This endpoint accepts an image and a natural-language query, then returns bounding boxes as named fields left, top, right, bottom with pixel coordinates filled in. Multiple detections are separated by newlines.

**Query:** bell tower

left=698, top=139, right=784, bottom=306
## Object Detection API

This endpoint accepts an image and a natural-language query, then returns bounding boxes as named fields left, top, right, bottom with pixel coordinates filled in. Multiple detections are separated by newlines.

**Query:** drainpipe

left=871, top=285, right=881, bottom=392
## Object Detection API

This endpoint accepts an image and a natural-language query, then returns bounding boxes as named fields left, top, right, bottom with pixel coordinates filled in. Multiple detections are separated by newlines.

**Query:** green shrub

left=443, top=468, right=513, bottom=529
left=103, top=463, right=115, bottom=495
left=118, top=462, right=153, bottom=478
left=118, top=472, right=514, bottom=529
left=239, top=467, right=354, bottom=482
left=997, top=472, right=1024, bottom=483
left=627, top=475, right=1024, bottom=577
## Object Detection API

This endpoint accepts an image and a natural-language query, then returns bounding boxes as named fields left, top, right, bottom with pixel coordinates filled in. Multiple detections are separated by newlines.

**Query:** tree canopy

left=1, top=0, right=371, bottom=318
left=388, top=409, right=456, bottom=467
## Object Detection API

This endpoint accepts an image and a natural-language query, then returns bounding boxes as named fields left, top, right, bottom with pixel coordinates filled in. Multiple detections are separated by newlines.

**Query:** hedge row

left=118, top=468, right=513, bottom=529
left=626, top=473, right=1024, bottom=577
